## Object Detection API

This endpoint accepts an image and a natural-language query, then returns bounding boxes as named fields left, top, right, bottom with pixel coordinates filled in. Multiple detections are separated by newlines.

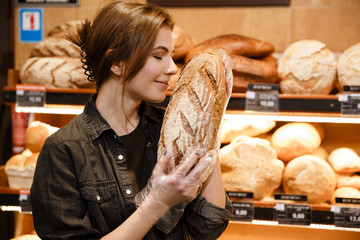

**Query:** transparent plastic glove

left=135, top=146, right=217, bottom=233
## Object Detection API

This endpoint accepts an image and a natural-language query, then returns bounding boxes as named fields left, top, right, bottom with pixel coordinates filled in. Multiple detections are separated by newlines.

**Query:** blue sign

left=19, top=8, right=43, bottom=43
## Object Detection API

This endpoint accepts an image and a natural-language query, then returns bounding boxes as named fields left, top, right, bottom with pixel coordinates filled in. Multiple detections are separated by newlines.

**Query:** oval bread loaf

left=158, top=51, right=227, bottom=173
left=337, top=42, right=360, bottom=89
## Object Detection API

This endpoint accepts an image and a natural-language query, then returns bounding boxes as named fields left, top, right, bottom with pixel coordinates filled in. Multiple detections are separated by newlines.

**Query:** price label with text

left=275, top=203, right=311, bottom=225
left=19, top=189, right=32, bottom=214
left=332, top=206, right=360, bottom=228
left=16, top=84, right=46, bottom=107
left=232, top=202, right=254, bottom=222
left=245, top=83, right=279, bottom=113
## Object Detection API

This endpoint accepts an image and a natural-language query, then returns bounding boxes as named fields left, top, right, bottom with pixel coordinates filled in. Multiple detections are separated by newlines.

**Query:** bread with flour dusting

left=158, top=51, right=227, bottom=173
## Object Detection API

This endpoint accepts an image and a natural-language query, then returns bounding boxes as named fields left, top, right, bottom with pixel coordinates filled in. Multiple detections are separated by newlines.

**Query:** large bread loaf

left=158, top=51, right=227, bottom=173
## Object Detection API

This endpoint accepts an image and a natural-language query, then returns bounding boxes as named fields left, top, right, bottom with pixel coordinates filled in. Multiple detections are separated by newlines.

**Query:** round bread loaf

left=30, top=36, right=80, bottom=58
left=328, top=147, right=360, bottom=173
left=271, top=122, right=322, bottom=162
left=283, top=154, right=336, bottom=203
left=331, top=187, right=360, bottom=205
left=278, top=40, right=337, bottom=95
left=337, top=42, right=360, bottom=89
left=25, top=121, right=59, bottom=153
left=220, top=136, right=284, bottom=200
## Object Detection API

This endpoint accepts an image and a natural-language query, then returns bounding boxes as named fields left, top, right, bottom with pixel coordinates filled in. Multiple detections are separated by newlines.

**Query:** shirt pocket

left=79, top=180, right=121, bottom=228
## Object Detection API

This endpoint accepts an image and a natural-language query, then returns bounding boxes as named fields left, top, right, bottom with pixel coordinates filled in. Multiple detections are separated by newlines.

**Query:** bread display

left=25, top=121, right=59, bottom=153
left=337, top=42, right=360, bottom=89
left=184, top=34, right=278, bottom=92
left=337, top=174, right=360, bottom=189
left=220, top=136, right=284, bottom=200
left=271, top=122, right=322, bottom=162
left=328, top=147, right=360, bottom=173
left=220, top=117, right=276, bottom=144
left=158, top=50, right=227, bottom=173
left=331, top=187, right=360, bottom=205
left=278, top=40, right=337, bottom=95
left=5, top=151, right=39, bottom=189
left=19, top=20, right=95, bottom=89
left=282, top=154, right=336, bottom=204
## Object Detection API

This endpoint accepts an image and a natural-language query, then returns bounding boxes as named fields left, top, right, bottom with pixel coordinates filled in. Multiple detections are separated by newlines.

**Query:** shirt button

left=146, top=142, right=152, bottom=148
left=114, top=134, right=117, bottom=139
left=125, top=189, right=132, bottom=195
left=97, top=195, right=101, bottom=201
left=118, top=154, right=124, bottom=160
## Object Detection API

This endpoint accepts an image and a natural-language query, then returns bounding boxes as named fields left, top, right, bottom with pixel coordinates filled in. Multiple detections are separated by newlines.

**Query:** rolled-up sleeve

left=184, top=194, right=233, bottom=240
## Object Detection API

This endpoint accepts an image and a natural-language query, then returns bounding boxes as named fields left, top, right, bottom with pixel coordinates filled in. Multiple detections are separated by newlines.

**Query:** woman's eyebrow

left=152, top=46, right=175, bottom=53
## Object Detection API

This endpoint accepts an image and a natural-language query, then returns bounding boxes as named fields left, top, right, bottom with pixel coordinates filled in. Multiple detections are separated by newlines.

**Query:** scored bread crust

left=158, top=52, right=227, bottom=173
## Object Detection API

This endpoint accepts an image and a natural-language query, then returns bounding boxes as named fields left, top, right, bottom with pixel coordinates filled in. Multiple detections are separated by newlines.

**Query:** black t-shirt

left=120, top=119, right=152, bottom=194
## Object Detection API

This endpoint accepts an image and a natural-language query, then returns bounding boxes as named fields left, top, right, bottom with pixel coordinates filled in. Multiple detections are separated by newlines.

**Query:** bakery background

left=1, top=0, right=360, bottom=239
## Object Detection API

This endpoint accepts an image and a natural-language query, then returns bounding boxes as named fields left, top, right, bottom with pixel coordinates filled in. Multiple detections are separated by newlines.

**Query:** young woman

left=30, top=1, right=233, bottom=239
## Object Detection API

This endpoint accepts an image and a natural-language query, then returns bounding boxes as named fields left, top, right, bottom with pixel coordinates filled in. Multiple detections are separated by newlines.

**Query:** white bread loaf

left=158, top=51, right=227, bottom=173
left=19, top=57, right=94, bottom=89
left=337, top=174, right=360, bottom=189
left=283, top=154, right=336, bottom=203
left=328, top=147, right=360, bottom=173
left=5, top=151, right=39, bottom=189
left=220, top=135, right=284, bottom=200
left=25, top=121, right=59, bottom=153
left=220, top=118, right=276, bottom=144
left=331, top=187, right=360, bottom=205
left=271, top=122, right=322, bottom=162
left=337, top=42, right=360, bottom=89
left=30, top=36, right=80, bottom=58
left=278, top=40, right=337, bottom=95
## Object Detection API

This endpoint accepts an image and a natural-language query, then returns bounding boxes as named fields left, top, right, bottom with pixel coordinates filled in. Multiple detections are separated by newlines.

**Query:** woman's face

left=125, top=26, right=178, bottom=103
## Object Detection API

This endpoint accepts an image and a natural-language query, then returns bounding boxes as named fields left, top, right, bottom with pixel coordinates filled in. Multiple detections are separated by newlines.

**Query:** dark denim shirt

left=30, top=95, right=233, bottom=240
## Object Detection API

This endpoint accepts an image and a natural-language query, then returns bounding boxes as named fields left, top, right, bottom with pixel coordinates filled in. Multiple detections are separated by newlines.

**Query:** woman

left=30, top=1, right=233, bottom=239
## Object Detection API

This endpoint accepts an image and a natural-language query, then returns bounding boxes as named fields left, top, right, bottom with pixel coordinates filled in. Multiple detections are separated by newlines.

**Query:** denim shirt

left=30, top=95, right=233, bottom=240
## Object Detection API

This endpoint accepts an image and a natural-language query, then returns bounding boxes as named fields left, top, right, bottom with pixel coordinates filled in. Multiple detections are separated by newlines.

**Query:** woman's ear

left=110, top=62, right=123, bottom=76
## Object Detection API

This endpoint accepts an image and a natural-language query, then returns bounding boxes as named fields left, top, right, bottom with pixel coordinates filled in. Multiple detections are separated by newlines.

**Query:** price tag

left=339, top=86, right=360, bottom=115
left=227, top=191, right=253, bottom=199
left=275, top=193, right=307, bottom=202
left=245, top=83, right=279, bottom=113
left=19, top=189, right=32, bottom=214
left=16, top=84, right=46, bottom=107
left=232, top=202, right=254, bottom=222
left=332, top=206, right=360, bottom=228
left=275, top=203, right=311, bottom=225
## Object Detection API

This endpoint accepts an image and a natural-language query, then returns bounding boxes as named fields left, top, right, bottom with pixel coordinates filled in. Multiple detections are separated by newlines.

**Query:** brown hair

left=68, top=1, right=174, bottom=91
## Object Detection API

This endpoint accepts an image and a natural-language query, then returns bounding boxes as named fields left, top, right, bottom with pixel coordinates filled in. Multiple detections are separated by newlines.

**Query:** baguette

left=185, top=34, right=275, bottom=62
left=158, top=51, right=227, bottom=173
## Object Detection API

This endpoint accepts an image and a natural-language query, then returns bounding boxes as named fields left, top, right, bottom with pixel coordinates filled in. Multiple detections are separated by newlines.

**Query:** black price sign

left=19, top=189, right=32, bottom=214
left=332, top=206, right=360, bottom=228
left=227, top=191, right=253, bottom=199
left=232, top=202, right=254, bottom=222
left=339, top=86, right=360, bottom=115
left=245, top=83, right=279, bottom=113
left=275, top=203, right=311, bottom=225
left=16, top=84, right=46, bottom=107
left=275, top=193, right=307, bottom=202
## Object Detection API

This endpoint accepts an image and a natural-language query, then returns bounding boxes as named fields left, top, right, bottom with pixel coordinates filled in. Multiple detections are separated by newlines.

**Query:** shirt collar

left=82, top=94, right=164, bottom=140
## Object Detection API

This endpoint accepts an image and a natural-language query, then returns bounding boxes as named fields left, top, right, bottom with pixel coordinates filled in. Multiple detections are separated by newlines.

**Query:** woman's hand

left=135, top=147, right=216, bottom=222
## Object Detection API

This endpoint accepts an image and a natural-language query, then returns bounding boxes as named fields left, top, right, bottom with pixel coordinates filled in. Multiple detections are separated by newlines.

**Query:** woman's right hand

left=135, top=147, right=216, bottom=221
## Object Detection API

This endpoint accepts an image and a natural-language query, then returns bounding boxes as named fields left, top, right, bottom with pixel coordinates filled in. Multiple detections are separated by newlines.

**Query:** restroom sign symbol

left=19, top=8, right=43, bottom=43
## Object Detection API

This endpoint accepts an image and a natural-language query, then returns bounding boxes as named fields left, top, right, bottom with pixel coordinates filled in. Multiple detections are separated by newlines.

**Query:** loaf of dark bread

left=158, top=51, right=227, bottom=173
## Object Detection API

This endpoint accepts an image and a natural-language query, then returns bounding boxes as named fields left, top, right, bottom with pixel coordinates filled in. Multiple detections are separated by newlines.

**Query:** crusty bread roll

left=337, top=42, right=360, bottom=89
left=19, top=57, right=94, bottom=89
left=328, top=147, right=360, bottom=173
left=271, top=122, right=322, bottom=162
left=337, top=174, right=360, bottom=189
left=47, top=20, right=83, bottom=38
left=331, top=187, right=360, bottom=205
left=283, top=154, right=336, bottom=203
left=158, top=50, right=227, bottom=173
left=278, top=40, right=337, bottom=95
left=25, top=121, right=59, bottom=153
left=311, top=146, right=329, bottom=160
left=172, top=25, right=195, bottom=60
left=220, top=135, right=284, bottom=200
left=220, top=118, right=276, bottom=144
left=30, top=36, right=80, bottom=58
left=5, top=151, right=39, bottom=189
